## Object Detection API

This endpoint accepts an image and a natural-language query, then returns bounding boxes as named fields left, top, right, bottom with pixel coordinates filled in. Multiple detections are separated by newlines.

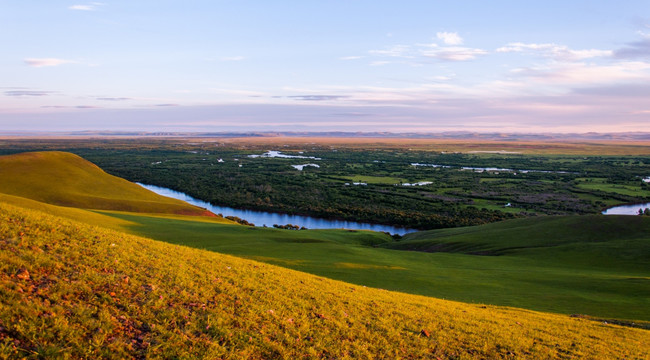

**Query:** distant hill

left=0, top=151, right=214, bottom=216
left=1, top=202, right=648, bottom=359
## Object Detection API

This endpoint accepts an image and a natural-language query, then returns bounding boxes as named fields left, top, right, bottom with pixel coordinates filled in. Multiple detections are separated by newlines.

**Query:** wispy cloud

left=97, top=97, right=131, bottom=101
left=40, top=105, right=102, bottom=109
left=369, top=45, right=411, bottom=58
left=510, top=61, right=650, bottom=86
left=287, top=95, right=350, bottom=101
left=24, top=58, right=74, bottom=67
left=420, top=45, right=488, bottom=61
left=369, top=36, right=487, bottom=63
left=5, top=90, right=53, bottom=97
left=69, top=2, right=104, bottom=11
left=497, top=43, right=612, bottom=61
left=613, top=37, right=650, bottom=59
left=437, top=32, right=463, bottom=45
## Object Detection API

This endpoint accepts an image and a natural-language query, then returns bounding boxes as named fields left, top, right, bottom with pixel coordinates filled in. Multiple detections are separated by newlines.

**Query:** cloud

left=155, top=103, right=180, bottom=107
left=97, top=97, right=131, bottom=101
left=496, top=43, right=612, bottom=61
left=339, top=56, right=364, bottom=60
left=436, top=32, right=463, bottom=45
left=5, top=90, right=53, bottom=97
left=369, top=41, right=486, bottom=62
left=420, top=45, right=488, bottom=61
left=510, top=61, right=650, bottom=86
left=614, top=38, right=650, bottom=59
left=369, top=45, right=411, bottom=57
left=69, top=2, right=104, bottom=11
left=24, top=58, right=74, bottom=67
left=287, top=95, right=350, bottom=101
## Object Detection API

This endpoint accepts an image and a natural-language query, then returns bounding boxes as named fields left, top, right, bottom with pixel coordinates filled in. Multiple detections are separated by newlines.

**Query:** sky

left=1, top=0, right=650, bottom=133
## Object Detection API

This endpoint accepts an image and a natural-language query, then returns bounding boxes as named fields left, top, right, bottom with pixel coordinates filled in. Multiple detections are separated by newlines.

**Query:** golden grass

left=97, top=210, right=238, bottom=225
left=0, top=151, right=214, bottom=216
left=0, top=193, right=135, bottom=230
left=1, top=201, right=649, bottom=359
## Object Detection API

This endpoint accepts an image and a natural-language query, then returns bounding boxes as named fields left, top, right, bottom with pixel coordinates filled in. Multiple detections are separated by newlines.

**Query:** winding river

left=138, top=183, right=416, bottom=235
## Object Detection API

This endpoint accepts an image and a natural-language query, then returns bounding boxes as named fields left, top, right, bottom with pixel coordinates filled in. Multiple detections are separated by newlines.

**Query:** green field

left=103, top=211, right=650, bottom=321
left=576, top=178, right=650, bottom=197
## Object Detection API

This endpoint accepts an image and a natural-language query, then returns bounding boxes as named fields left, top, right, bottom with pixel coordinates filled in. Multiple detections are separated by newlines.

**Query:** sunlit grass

left=1, top=202, right=649, bottom=359
left=0, top=151, right=213, bottom=216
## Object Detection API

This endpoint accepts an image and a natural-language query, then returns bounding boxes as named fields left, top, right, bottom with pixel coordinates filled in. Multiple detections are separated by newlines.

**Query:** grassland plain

left=0, top=151, right=214, bottom=216
left=214, top=136, right=650, bottom=155
left=1, top=203, right=650, bottom=359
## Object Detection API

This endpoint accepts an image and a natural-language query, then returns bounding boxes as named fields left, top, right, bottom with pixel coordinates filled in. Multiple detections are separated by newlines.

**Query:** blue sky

left=1, top=1, right=649, bottom=133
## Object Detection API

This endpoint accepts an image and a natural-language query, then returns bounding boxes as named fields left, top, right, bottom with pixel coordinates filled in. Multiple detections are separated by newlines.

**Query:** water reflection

left=138, top=183, right=415, bottom=235
left=602, top=202, right=650, bottom=215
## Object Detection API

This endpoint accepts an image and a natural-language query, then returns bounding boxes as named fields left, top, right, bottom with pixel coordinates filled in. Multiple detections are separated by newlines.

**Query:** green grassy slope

left=385, top=215, right=650, bottom=271
left=106, top=211, right=650, bottom=321
left=1, top=202, right=649, bottom=359
left=0, top=151, right=214, bottom=216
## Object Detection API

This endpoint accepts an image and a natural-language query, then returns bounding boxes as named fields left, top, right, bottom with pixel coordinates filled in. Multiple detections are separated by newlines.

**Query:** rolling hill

left=0, top=151, right=216, bottom=216
left=108, top=210, right=650, bottom=321
left=384, top=215, right=650, bottom=270
left=1, top=202, right=649, bottom=359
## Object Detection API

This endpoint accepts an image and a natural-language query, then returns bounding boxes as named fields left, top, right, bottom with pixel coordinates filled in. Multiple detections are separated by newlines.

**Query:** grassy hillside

left=1, top=203, right=649, bottom=359
left=385, top=215, right=650, bottom=269
left=0, top=151, right=214, bottom=216
left=105, top=211, right=650, bottom=322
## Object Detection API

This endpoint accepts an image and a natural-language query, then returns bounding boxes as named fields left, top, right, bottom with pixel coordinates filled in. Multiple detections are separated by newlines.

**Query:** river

left=602, top=202, right=650, bottom=215
left=138, top=183, right=416, bottom=235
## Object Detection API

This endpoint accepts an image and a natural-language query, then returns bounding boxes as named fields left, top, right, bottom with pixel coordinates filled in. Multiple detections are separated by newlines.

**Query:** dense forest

left=1, top=139, right=649, bottom=229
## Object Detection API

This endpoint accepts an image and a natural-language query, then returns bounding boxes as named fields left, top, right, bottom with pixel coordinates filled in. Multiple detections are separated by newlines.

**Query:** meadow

left=2, top=202, right=649, bottom=359
left=102, top=211, right=650, bottom=322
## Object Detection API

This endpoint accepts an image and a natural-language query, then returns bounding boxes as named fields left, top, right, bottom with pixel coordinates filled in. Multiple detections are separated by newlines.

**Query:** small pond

left=602, top=202, right=650, bottom=215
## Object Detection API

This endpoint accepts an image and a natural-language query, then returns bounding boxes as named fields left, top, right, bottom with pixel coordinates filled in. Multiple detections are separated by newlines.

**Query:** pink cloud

left=24, top=58, right=74, bottom=67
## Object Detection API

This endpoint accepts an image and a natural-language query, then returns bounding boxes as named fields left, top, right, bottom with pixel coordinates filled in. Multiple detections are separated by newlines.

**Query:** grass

left=1, top=149, right=649, bottom=358
left=576, top=181, right=650, bottom=197
left=2, top=202, right=650, bottom=359
left=103, top=211, right=650, bottom=322
left=0, top=151, right=214, bottom=216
